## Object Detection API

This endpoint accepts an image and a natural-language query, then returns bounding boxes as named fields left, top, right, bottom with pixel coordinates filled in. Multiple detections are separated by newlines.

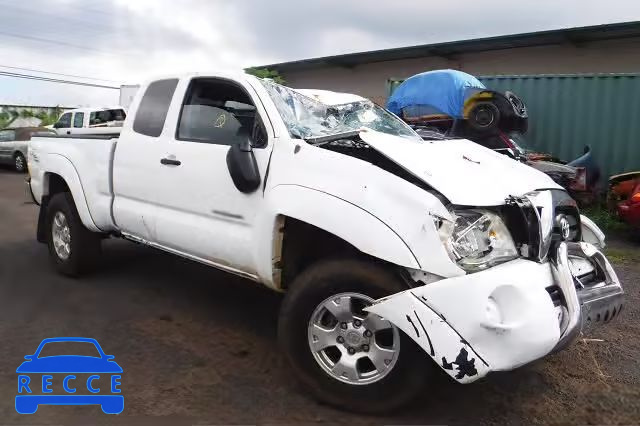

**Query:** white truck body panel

left=119, top=85, right=140, bottom=110
left=29, top=138, right=117, bottom=232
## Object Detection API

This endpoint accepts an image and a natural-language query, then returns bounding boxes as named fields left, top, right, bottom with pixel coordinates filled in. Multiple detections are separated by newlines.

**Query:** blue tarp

left=387, top=69, right=486, bottom=119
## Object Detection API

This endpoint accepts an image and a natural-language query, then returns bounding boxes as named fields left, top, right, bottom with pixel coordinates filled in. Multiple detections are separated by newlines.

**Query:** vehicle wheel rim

left=307, top=292, right=400, bottom=385
left=475, top=108, right=494, bottom=127
left=15, top=155, right=24, bottom=171
left=51, top=211, right=71, bottom=260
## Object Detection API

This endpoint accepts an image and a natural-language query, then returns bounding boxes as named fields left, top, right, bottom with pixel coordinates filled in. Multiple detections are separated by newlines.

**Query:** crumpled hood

left=360, top=130, right=561, bottom=206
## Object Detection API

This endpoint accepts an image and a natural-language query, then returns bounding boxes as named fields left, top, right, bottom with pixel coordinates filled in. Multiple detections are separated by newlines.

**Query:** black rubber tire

left=468, top=101, right=501, bottom=132
left=46, top=192, right=101, bottom=277
left=14, top=153, right=26, bottom=173
left=278, top=259, right=431, bottom=414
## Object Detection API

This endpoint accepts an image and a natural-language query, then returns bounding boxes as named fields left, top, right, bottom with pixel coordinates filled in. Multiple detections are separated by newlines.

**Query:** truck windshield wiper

left=304, top=130, right=362, bottom=146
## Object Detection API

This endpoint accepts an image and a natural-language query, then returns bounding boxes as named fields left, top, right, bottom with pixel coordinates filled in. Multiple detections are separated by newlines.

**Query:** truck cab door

left=112, top=78, right=180, bottom=243
left=151, top=77, right=274, bottom=276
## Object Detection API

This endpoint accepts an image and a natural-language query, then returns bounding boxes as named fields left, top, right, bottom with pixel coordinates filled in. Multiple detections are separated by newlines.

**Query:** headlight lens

left=437, top=209, right=518, bottom=272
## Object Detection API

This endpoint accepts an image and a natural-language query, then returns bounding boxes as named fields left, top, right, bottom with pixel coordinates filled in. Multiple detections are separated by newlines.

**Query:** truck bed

left=29, top=135, right=119, bottom=233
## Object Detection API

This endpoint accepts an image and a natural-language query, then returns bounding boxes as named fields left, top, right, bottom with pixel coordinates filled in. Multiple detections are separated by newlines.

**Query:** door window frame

left=174, top=77, right=269, bottom=148
left=57, top=113, right=72, bottom=128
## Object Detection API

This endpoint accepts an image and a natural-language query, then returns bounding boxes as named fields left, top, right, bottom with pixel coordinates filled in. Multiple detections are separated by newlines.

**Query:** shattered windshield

left=260, top=80, right=421, bottom=141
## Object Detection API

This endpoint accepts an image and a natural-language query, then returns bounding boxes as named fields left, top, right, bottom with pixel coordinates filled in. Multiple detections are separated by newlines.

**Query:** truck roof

left=141, top=71, right=368, bottom=106
left=65, top=106, right=125, bottom=114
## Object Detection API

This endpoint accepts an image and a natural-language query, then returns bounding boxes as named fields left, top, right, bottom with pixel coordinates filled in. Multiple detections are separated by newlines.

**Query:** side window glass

left=177, top=78, right=259, bottom=146
left=133, top=79, right=179, bottom=137
left=73, top=112, right=84, bottom=128
left=113, top=109, right=126, bottom=121
left=57, top=113, right=72, bottom=128
left=0, top=130, right=16, bottom=141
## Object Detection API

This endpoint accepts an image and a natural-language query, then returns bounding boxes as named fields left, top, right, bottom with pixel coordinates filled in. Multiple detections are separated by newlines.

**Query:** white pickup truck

left=27, top=72, right=624, bottom=413
left=52, top=107, right=126, bottom=136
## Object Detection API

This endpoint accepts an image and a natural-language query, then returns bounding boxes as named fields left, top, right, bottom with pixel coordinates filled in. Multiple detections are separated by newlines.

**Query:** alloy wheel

left=307, top=292, right=400, bottom=385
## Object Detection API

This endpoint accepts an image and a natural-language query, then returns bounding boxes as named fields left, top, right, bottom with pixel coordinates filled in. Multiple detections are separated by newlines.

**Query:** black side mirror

left=53, top=122, right=62, bottom=129
left=226, top=139, right=261, bottom=193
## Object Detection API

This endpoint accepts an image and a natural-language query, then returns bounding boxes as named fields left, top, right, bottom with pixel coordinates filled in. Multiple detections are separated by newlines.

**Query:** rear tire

left=468, top=101, right=501, bottom=133
left=14, top=153, right=26, bottom=173
left=46, top=192, right=101, bottom=276
left=278, top=259, right=430, bottom=414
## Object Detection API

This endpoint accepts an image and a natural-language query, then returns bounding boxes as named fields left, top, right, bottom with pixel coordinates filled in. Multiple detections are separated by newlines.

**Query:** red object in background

left=617, top=180, right=640, bottom=228
left=569, top=167, right=587, bottom=192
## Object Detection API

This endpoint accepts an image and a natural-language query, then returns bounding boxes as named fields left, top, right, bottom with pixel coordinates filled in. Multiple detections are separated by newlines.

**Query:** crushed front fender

left=366, top=289, right=491, bottom=383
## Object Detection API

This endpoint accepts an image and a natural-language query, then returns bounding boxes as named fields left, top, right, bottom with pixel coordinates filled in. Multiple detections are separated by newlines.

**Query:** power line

left=0, top=64, right=121, bottom=83
left=0, top=71, right=120, bottom=90
left=0, top=1, right=119, bottom=33
left=0, top=29, right=133, bottom=58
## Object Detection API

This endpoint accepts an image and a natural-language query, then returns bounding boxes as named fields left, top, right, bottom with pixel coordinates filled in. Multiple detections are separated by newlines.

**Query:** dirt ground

left=0, top=168, right=639, bottom=425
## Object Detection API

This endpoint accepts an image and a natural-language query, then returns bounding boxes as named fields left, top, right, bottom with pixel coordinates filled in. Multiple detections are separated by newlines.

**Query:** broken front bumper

left=366, top=241, right=623, bottom=384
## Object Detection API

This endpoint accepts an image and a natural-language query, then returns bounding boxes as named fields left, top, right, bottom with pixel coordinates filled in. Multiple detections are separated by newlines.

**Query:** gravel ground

left=0, top=168, right=639, bottom=425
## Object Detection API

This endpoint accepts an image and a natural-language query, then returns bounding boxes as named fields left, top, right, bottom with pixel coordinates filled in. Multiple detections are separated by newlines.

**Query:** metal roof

left=257, top=21, right=640, bottom=72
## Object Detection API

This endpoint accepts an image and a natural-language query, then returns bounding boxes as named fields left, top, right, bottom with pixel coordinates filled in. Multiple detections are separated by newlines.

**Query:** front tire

left=46, top=192, right=101, bottom=276
left=278, top=259, right=430, bottom=414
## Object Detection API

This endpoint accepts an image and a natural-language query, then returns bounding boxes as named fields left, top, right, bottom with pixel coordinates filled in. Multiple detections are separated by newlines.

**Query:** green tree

left=245, top=68, right=285, bottom=84
left=0, top=111, right=10, bottom=129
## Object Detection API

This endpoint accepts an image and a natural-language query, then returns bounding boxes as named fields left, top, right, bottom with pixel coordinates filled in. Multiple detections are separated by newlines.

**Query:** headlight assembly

left=436, top=209, right=518, bottom=272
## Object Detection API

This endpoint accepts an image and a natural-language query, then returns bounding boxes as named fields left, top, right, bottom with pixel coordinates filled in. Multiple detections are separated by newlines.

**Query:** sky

left=0, top=0, right=639, bottom=107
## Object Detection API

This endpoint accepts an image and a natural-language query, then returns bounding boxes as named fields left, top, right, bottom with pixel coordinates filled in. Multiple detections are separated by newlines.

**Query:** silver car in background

left=0, top=127, right=57, bottom=172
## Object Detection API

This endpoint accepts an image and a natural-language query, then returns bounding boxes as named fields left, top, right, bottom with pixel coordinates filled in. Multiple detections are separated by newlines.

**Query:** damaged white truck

left=27, top=72, right=624, bottom=413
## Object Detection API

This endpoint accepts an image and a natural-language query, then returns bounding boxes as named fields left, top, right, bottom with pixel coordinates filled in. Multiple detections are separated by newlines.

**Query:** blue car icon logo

left=16, top=337, right=123, bottom=414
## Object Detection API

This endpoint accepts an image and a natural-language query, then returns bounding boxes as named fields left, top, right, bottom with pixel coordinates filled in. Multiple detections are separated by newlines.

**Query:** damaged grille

left=504, top=190, right=581, bottom=261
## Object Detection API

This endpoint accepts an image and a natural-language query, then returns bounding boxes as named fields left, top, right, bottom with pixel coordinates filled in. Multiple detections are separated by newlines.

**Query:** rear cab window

left=133, top=79, right=179, bottom=137
left=90, top=109, right=126, bottom=126
left=73, top=112, right=84, bottom=128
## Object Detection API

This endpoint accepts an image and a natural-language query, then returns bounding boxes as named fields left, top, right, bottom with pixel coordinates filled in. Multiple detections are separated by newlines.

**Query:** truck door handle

left=160, top=158, right=181, bottom=166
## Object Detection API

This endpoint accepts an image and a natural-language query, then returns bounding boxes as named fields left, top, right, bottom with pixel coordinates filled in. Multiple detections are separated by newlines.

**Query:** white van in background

left=53, top=107, right=126, bottom=136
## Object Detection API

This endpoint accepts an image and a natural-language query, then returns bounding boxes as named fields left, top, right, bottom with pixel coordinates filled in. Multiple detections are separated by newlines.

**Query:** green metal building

left=479, top=74, right=640, bottom=182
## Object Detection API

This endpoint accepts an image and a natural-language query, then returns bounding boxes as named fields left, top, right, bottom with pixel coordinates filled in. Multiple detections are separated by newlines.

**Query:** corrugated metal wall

left=479, top=74, right=640, bottom=180
left=388, top=74, right=640, bottom=180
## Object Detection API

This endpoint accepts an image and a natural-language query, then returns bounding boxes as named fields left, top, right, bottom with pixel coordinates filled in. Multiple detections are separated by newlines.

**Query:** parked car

left=388, top=70, right=600, bottom=201
left=27, top=72, right=623, bottom=413
left=0, top=127, right=56, bottom=172
left=488, top=132, right=600, bottom=204
left=609, top=171, right=640, bottom=231
left=53, top=107, right=126, bottom=136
